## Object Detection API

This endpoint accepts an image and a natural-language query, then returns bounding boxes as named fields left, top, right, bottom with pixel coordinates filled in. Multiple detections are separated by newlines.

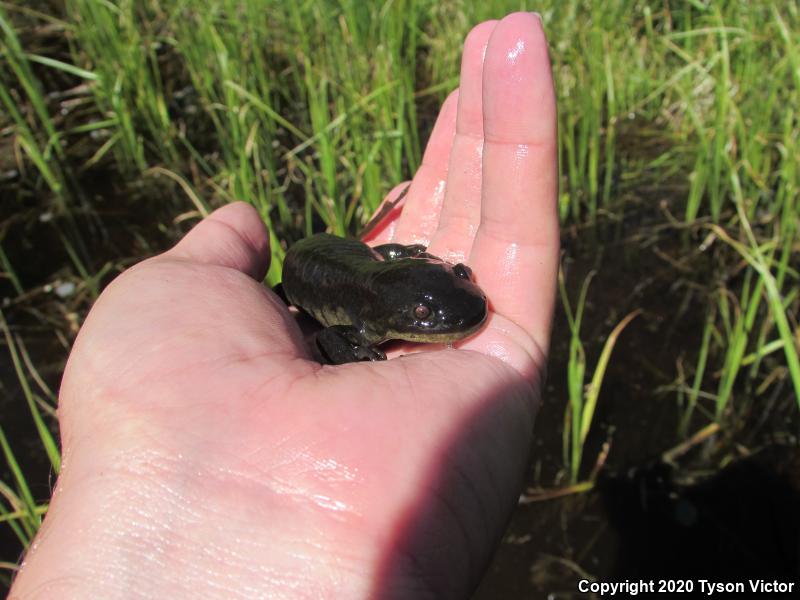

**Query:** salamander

left=279, top=233, right=488, bottom=364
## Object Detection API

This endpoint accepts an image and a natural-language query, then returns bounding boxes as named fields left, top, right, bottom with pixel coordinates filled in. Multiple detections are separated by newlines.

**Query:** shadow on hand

left=368, top=373, right=537, bottom=599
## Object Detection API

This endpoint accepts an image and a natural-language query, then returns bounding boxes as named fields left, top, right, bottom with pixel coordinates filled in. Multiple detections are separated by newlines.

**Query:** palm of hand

left=21, top=13, right=557, bottom=599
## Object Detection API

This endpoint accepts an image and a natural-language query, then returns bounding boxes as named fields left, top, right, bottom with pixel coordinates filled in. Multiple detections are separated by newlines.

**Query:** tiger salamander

left=280, top=233, right=488, bottom=364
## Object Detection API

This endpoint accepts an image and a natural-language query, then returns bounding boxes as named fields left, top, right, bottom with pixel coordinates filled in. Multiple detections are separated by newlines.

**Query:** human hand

left=11, top=12, right=557, bottom=600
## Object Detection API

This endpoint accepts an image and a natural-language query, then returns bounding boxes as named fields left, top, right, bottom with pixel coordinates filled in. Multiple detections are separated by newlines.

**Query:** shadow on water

left=600, top=448, right=800, bottom=585
left=474, top=441, right=800, bottom=599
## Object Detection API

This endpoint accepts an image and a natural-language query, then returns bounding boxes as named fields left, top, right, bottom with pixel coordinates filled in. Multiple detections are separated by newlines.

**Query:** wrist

left=10, top=445, right=379, bottom=599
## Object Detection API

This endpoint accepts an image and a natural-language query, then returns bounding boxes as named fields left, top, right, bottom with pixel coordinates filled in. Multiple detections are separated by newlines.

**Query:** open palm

left=12, top=13, right=557, bottom=600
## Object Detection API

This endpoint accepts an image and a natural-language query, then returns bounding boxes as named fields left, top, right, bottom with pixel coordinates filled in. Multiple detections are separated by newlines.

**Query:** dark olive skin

left=279, top=233, right=488, bottom=364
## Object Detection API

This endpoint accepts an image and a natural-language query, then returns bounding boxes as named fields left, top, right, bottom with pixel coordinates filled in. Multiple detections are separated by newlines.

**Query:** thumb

left=169, top=202, right=271, bottom=281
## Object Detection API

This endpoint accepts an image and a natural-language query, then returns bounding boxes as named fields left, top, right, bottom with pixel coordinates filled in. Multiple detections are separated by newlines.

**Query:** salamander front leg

left=271, top=283, right=288, bottom=305
left=316, top=326, right=387, bottom=365
left=372, top=243, right=438, bottom=261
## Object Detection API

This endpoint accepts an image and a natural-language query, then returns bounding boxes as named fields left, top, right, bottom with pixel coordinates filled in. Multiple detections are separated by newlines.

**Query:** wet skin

left=280, top=233, right=488, bottom=364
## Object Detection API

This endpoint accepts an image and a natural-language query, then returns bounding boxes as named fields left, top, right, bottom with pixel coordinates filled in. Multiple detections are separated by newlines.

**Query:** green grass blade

left=0, top=313, right=61, bottom=473
left=580, top=310, right=642, bottom=445
left=0, top=429, right=39, bottom=532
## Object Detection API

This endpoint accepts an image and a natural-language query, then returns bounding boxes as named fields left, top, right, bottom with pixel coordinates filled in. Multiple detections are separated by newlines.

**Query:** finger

left=428, top=20, right=498, bottom=263
left=391, top=89, right=459, bottom=246
left=361, top=182, right=411, bottom=245
left=470, top=13, right=559, bottom=352
left=168, top=202, right=271, bottom=281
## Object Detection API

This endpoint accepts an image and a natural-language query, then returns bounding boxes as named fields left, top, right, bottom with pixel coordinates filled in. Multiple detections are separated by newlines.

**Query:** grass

left=0, top=10, right=67, bottom=197
left=558, top=269, right=640, bottom=484
left=0, top=313, right=58, bottom=584
left=61, top=0, right=429, bottom=282
left=0, top=0, right=798, bottom=580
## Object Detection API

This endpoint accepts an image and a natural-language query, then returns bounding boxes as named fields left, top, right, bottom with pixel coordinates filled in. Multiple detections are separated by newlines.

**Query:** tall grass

left=0, top=313, right=59, bottom=583
left=558, top=269, right=640, bottom=483
left=62, top=0, right=427, bottom=282
left=66, top=0, right=177, bottom=171
left=0, top=7, right=69, bottom=201
left=6, top=2, right=798, bottom=226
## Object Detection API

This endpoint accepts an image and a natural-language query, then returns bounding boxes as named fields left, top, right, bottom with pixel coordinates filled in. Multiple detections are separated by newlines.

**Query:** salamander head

left=367, top=259, right=488, bottom=343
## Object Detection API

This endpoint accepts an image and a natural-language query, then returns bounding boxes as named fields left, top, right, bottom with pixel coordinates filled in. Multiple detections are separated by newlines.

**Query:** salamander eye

left=453, top=263, right=472, bottom=280
left=413, top=304, right=431, bottom=320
